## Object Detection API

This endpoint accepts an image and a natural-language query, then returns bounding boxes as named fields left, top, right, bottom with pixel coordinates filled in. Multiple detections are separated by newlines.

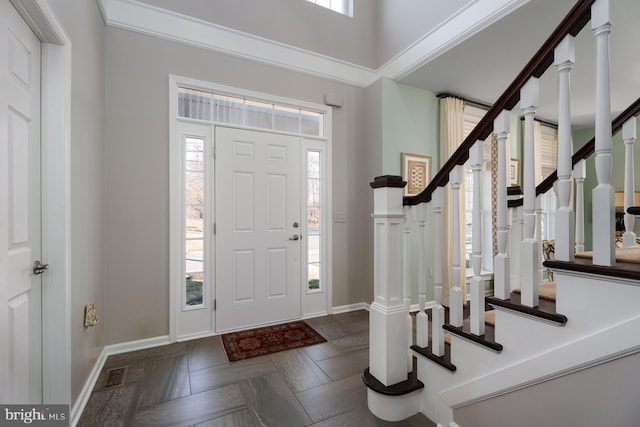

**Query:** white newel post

left=432, top=187, right=446, bottom=357
left=574, top=160, right=587, bottom=253
left=449, top=166, right=464, bottom=327
left=470, top=141, right=485, bottom=335
left=416, top=203, right=429, bottom=348
left=402, top=205, right=413, bottom=372
left=623, top=118, right=637, bottom=247
left=370, top=176, right=408, bottom=386
left=494, top=110, right=511, bottom=299
left=520, top=77, right=541, bottom=307
left=591, top=0, right=615, bottom=266
left=555, top=35, right=576, bottom=262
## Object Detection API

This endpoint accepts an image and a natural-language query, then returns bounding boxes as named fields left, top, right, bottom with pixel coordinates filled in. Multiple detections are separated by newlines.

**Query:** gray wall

left=104, top=27, right=373, bottom=344
left=47, top=0, right=106, bottom=406
left=454, top=352, right=640, bottom=427
left=375, top=0, right=471, bottom=65
left=136, top=0, right=378, bottom=68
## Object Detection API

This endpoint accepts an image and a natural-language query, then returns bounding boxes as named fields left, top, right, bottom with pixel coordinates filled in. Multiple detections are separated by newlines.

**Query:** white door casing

left=169, top=77, right=333, bottom=340
left=1, top=1, right=42, bottom=403
left=215, top=127, right=301, bottom=332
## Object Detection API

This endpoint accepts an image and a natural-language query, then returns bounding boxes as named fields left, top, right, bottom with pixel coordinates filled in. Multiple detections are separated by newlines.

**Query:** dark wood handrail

left=404, top=0, right=595, bottom=206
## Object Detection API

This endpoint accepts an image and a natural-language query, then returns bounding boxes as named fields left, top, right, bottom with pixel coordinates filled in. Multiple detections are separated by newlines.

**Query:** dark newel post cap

left=370, top=175, right=407, bottom=189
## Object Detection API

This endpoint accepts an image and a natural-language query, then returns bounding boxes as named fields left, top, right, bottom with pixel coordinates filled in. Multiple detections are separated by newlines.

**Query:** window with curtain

left=463, top=104, right=494, bottom=274
left=539, top=121, right=558, bottom=181
left=528, top=120, right=559, bottom=241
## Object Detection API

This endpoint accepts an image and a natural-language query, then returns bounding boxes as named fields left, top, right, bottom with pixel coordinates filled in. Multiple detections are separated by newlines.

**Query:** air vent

left=104, top=366, right=128, bottom=389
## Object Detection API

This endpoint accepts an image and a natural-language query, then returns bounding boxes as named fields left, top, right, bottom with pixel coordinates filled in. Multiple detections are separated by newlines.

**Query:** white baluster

left=509, top=205, right=522, bottom=291
left=470, top=141, right=485, bottom=335
left=574, top=159, right=586, bottom=253
left=591, top=0, right=615, bottom=266
left=494, top=110, right=511, bottom=299
left=369, top=176, right=408, bottom=386
left=623, top=118, right=637, bottom=247
left=416, top=203, right=429, bottom=348
left=402, top=205, right=412, bottom=373
left=431, top=187, right=445, bottom=357
left=449, top=166, right=464, bottom=327
left=554, top=35, right=576, bottom=262
left=520, top=77, right=540, bottom=307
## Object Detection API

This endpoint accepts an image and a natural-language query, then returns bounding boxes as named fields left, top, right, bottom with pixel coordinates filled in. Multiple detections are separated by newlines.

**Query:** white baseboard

left=105, top=335, right=171, bottom=356
left=70, top=347, right=108, bottom=427
left=332, top=302, right=369, bottom=314
left=70, top=335, right=171, bottom=426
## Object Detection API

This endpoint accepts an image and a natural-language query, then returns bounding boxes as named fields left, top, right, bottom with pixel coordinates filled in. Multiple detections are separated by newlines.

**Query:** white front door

left=215, top=127, right=301, bottom=332
left=0, top=2, right=42, bottom=403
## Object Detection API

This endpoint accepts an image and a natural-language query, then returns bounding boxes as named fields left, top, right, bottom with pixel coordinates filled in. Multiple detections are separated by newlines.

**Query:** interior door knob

left=289, top=234, right=300, bottom=241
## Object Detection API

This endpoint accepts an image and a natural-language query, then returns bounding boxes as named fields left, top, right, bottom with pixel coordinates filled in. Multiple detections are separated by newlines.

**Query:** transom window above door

left=177, top=87, right=324, bottom=137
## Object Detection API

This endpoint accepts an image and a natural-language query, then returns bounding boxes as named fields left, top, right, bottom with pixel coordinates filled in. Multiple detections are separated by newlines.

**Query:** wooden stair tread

left=411, top=341, right=456, bottom=372
left=545, top=257, right=640, bottom=281
left=487, top=296, right=567, bottom=325
left=443, top=313, right=503, bottom=352
left=362, top=366, right=424, bottom=396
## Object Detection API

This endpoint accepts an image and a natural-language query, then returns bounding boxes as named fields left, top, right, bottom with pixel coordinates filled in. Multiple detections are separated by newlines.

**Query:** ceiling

left=100, top=0, right=639, bottom=130
left=399, top=0, right=640, bottom=129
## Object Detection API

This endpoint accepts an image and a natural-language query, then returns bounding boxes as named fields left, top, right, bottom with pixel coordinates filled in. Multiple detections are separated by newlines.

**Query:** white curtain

left=533, top=119, right=544, bottom=185
left=439, top=97, right=467, bottom=304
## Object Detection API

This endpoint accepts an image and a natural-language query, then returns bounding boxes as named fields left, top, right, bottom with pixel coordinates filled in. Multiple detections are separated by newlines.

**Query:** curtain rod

left=436, top=92, right=492, bottom=110
left=519, top=115, right=558, bottom=128
left=438, top=93, right=559, bottom=128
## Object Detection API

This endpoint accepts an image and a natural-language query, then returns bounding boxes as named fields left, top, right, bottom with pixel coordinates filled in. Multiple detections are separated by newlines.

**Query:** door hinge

left=213, top=223, right=216, bottom=234
left=214, top=299, right=216, bottom=311
left=213, top=145, right=217, bottom=159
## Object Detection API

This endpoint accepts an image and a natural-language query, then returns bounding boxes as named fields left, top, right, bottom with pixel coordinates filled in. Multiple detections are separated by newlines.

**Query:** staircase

left=364, top=1, right=640, bottom=426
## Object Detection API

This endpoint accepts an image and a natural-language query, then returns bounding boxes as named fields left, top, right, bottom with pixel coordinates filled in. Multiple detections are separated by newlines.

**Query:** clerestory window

left=305, top=0, right=352, bottom=17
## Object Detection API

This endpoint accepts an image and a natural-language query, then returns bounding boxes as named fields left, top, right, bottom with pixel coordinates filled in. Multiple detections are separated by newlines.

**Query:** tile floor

left=78, top=310, right=435, bottom=427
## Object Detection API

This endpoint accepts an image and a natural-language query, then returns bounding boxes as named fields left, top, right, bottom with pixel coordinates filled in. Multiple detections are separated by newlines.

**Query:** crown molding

left=378, top=0, right=529, bottom=81
left=99, top=0, right=528, bottom=88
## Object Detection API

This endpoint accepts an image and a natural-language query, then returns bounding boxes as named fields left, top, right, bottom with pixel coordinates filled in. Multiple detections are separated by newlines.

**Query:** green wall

left=380, top=79, right=439, bottom=304
left=574, top=117, right=640, bottom=250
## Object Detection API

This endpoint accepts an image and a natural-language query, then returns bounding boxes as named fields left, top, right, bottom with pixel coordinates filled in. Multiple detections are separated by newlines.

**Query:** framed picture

left=401, top=153, right=432, bottom=196
left=510, top=158, right=520, bottom=186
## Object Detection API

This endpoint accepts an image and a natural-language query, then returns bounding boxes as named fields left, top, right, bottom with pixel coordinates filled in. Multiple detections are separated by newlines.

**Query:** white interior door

left=0, top=2, right=42, bottom=403
left=215, top=127, right=301, bottom=332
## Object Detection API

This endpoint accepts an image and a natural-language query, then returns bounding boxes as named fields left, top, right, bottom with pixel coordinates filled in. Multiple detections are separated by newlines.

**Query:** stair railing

left=367, top=0, right=640, bottom=396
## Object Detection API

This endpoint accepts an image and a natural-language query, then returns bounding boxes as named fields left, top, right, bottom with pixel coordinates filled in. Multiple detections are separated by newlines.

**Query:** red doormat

left=221, top=321, right=327, bottom=362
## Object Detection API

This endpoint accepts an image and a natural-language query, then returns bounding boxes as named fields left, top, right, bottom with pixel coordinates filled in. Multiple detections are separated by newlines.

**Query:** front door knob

left=33, top=260, right=49, bottom=275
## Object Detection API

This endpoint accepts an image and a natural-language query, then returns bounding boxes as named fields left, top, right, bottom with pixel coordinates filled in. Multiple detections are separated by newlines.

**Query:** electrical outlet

left=334, top=213, right=347, bottom=223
